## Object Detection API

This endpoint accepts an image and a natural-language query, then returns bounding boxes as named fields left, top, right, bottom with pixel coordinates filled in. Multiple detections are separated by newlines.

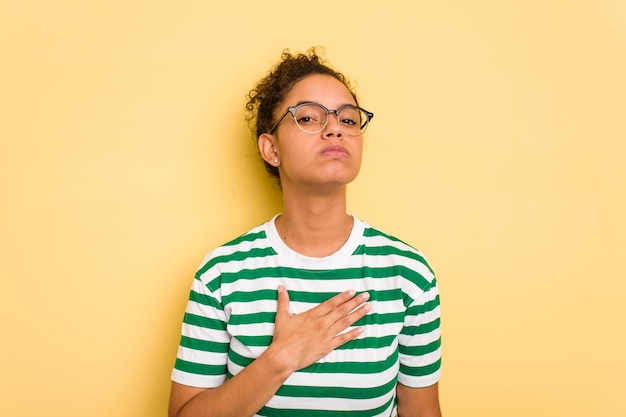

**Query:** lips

left=321, top=144, right=349, bottom=157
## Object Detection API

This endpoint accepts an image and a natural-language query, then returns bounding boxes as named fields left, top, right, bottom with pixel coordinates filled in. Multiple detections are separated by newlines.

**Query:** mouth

left=321, top=144, right=349, bottom=157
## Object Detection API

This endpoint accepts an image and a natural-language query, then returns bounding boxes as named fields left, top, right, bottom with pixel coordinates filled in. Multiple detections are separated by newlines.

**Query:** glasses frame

left=268, top=102, right=374, bottom=136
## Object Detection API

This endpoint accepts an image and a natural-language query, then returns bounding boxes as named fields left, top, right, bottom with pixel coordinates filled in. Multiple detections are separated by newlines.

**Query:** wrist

left=261, top=344, right=298, bottom=381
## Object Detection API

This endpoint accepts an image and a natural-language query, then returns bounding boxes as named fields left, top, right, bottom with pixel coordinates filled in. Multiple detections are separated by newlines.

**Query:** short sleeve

left=171, top=274, right=231, bottom=388
left=397, top=278, right=442, bottom=387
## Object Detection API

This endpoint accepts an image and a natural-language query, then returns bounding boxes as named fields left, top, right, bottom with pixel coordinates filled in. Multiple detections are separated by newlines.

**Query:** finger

left=331, top=300, right=371, bottom=332
left=275, top=285, right=291, bottom=319
left=333, top=304, right=372, bottom=326
left=331, top=327, right=365, bottom=349
left=313, top=289, right=358, bottom=316
left=329, top=291, right=371, bottom=319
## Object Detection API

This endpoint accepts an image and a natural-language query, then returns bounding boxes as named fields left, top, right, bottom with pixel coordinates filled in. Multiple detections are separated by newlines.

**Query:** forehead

left=282, top=74, right=356, bottom=107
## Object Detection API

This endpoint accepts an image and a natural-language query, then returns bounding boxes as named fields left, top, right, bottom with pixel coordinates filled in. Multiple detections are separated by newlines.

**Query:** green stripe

left=221, top=289, right=277, bottom=305
left=225, top=309, right=405, bottom=328
left=276, top=374, right=398, bottom=399
left=302, top=349, right=397, bottom=374
left=174, top=358, right=226, bottom=376
left=288, top=290, right=345, bottom=303
left=234, top=334, right=273, bottom=347
left=258, top=394, right=394, bottom=417
left=399, top=358, right=441, bottom=377
left=223, top=230, right=267, bottom=247
left=189, top=290, right=224, bottom=311
left=406, top=294, right=439, bottom=316
left=229, top=311, right=276, bottom=325
left=338, top=335, right=397, bottom=350
left=233, top=335, right=397, bottom=351
left=354, top=311, right=405, bottom=327
left=363, top=227, right=403, bottom=242
left=183, top=313, right=227, bottom=330
left=400, top=318, right=440, bottom=336
left=227, top=349, right=253, bottom=368
left=399, top=338, right=441, bottom=356
left=179, top=335, right=229, bottom=353
left=197, top=246, right=277, bottom=282
left=352, top=244, right=435, bottom=276
left=215, top=266, right=432, bottom=291
left=402, top=278, right=437, bottom=308
left=228, top=346, right=398, bottom=374
left=371, top=288, right=403, bottom=302
left=223, top=288, right=402, bottom=305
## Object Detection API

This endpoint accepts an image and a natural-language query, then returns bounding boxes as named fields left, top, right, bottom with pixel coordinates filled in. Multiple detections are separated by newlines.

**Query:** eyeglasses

left=269, top=102, right=374, bottom=136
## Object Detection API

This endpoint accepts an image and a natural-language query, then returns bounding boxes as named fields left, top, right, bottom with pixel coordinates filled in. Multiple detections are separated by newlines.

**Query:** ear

left=258, top=133, right=280, bottom=167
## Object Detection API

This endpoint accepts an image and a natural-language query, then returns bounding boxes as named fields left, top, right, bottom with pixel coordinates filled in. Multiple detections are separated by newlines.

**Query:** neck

left=276, top=185, right=353, bottom=257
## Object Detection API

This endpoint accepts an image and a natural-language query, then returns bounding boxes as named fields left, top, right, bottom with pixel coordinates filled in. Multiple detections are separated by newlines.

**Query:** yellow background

left=1, top=1, right=625, bottom=416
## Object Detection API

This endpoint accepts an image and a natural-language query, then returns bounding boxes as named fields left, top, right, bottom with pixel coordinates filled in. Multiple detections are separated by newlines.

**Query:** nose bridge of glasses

left=327, top=109, right=342, bottom=127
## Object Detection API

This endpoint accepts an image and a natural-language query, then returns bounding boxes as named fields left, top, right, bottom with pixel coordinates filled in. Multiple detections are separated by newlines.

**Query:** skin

left=258, top=74, right=363, bottom=257
left=169, top=287, right=370, bottom=417
left=397, top=382, right=442, bottom=417
left=169, top=74, right=441, bottom=417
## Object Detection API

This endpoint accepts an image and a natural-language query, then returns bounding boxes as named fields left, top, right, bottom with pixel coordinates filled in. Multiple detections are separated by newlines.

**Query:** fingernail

left=362, top=304, right=371, bottom=312
left=361, top=292, right=370, bottom=301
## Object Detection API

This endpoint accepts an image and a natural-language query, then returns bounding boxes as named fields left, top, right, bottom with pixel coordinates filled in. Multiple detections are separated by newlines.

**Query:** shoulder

left=356, top=218, right=436, bottom=289
left=357, top=218, right=431, bottom=265
left=194, top=219, right=276, bottom=283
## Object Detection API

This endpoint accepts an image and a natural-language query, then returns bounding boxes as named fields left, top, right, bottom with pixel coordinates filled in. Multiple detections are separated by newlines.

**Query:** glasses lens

left=292, top=104, right=371, bottom=135
left=294, top=104, right=327, bottom=133
left=337, top=106, right=369, bottom=135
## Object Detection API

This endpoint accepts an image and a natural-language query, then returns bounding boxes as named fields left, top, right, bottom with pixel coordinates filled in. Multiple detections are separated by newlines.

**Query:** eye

left=338, top=107, right=360, bottom=126
left=295, top=105, right=325, bottom=125
left=297, top=115, right=319, bottom=124
left=340, top=117, right=358, bottom=126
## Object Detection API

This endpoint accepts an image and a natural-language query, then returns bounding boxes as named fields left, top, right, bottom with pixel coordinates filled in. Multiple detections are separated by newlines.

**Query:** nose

left=322, top=114, right=343, bottom=139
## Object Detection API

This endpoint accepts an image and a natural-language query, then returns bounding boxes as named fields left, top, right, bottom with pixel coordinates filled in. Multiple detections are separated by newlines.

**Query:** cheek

left=276, top=145, right=312, bottom=174
left=353, top=141, right=364, bottom=161
left=281, top=140, right=314, bottom=160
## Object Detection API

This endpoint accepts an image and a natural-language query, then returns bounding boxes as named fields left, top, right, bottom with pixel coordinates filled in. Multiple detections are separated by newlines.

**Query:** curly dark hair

left=245, top=47, right=359, bottom=180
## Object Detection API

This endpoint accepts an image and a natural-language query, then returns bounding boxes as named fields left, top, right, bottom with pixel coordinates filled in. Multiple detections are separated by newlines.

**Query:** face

left=259, top=74, right=364, bottom=192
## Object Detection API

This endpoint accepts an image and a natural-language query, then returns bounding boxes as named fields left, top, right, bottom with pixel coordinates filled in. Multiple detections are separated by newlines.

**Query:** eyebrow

left=291, top=100, right=357, bottom=109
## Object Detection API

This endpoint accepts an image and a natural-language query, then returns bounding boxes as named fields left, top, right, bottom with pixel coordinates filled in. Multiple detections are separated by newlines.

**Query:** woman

left=169, top=48, right=442, bottom=417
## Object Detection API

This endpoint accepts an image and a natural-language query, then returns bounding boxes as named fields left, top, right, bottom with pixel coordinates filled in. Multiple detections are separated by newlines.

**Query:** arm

left=396, top=382, right=441, bottom=417
left=169, top=286, right=371, bottom=417
left=168, top=346, right=291, bottom=417
left=396, top=271, right=442, bottom=417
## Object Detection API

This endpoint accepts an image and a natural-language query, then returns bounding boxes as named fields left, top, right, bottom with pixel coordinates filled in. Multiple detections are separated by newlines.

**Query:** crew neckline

left=265, top=214, right=364, bottom=268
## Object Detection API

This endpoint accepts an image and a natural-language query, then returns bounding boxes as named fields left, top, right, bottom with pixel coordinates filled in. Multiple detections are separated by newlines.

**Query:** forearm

left=396, top=382, right=441, bottom=417
left=170, top=288, right=370, bottom=417
left=173, top=346, right=294, bottom=417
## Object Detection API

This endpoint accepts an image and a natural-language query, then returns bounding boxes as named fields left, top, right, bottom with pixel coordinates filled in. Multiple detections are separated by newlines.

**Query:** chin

left=326, top=171, right=360, bottom=186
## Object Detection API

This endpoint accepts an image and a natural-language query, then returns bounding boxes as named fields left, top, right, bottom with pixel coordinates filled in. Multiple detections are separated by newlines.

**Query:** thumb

left=276, top=285, right=290, bottom=318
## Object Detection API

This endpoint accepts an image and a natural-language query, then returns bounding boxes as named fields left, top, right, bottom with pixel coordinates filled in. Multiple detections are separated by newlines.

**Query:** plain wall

left=1, top=1, right=625, bottom=416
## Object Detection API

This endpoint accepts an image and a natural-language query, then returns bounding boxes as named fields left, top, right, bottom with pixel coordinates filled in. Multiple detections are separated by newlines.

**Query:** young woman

left=169, top=49, right=442, bottom=417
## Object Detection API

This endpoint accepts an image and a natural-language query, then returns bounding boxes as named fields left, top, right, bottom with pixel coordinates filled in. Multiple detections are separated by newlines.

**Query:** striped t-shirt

left=172, top=215, right=441, bottom=416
